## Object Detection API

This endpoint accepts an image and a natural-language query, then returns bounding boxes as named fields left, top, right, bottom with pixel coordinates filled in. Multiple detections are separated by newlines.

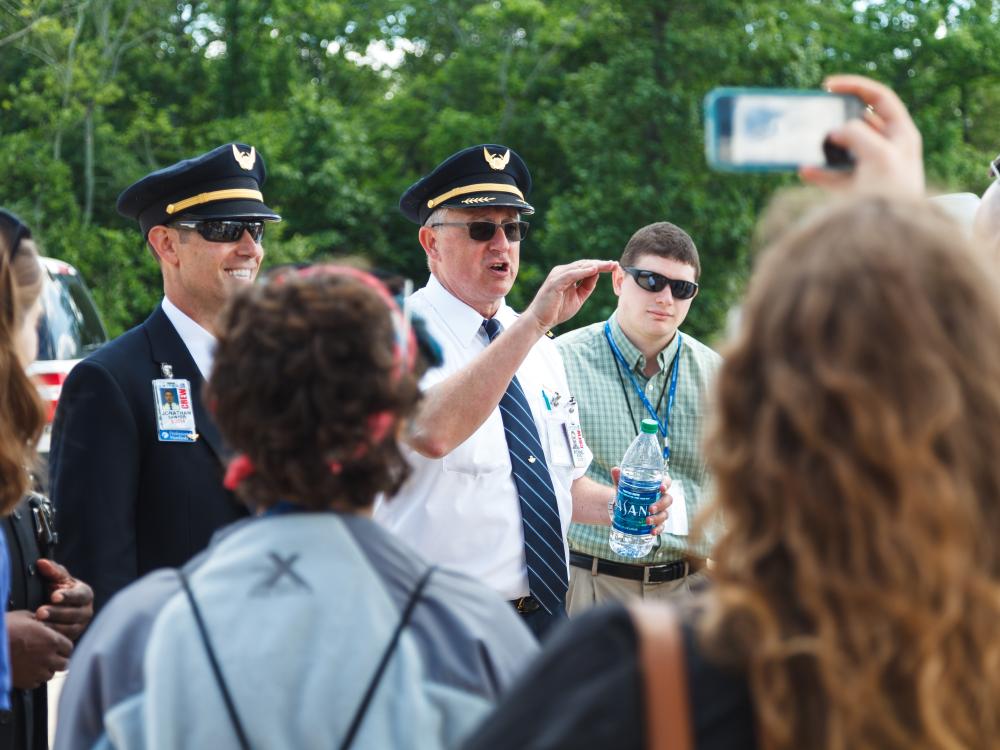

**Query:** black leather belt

left=569, top=551, right=703, bottom=584
left=508, top=595, right=542, bottom=615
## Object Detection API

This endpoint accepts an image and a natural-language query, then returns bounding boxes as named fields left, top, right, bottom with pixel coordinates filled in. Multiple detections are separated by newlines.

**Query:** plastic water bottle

left=609, top=418, right=662, bottom=558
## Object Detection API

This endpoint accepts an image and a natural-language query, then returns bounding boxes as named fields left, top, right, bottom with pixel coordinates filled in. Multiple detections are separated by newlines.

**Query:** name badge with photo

left=152, top=379, right=199, bottom=443
left=545, top=395, right=589, bottom=468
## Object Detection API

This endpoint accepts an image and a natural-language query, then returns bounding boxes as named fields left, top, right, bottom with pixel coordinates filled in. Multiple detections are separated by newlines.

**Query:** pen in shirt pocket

left=541, top=389, right=552, bottom=411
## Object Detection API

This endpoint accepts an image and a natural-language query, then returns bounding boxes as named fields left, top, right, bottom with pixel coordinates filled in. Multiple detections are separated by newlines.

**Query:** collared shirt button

left=27, top=563, right=36, bottom=576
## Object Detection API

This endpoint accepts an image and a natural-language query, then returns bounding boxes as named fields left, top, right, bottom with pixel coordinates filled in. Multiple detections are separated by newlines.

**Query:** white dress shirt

left=161, top=296, right=217, bottom=380
left=374, top=275, right=592, bottom=600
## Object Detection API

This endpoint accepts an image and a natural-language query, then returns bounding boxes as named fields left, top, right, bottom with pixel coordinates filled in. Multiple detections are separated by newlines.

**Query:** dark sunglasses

left=623, top=267, right=698, bottom=299
left=172, top=220, right=265, bottom=243
left=429, top=220, right=529, bottom=243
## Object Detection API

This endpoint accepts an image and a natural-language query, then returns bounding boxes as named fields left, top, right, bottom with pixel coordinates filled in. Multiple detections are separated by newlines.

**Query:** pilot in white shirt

left=374, top=144, right=668, bottom=639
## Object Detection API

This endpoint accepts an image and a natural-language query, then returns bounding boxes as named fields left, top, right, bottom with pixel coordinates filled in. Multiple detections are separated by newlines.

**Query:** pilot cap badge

left=483, top=147, right=510, bottom=171
left=232, top=145, right=256, bottom=171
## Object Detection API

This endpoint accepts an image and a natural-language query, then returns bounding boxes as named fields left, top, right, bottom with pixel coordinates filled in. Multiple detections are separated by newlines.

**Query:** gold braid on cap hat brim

left=426, top=183, right=525, bottom=209
left=166, top=189, right=265, bottom=215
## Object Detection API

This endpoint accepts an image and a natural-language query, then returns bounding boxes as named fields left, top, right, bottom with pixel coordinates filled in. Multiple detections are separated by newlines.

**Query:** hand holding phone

left=799, top=75, right=924, bottom=198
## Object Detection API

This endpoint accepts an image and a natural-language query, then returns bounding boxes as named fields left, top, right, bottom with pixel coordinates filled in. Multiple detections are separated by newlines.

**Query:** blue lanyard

left=603, top=321, right=682, bottom=463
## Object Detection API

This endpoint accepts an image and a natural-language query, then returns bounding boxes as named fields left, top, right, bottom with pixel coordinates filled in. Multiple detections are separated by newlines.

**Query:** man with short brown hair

left=557, top=221, right=721, bottom=613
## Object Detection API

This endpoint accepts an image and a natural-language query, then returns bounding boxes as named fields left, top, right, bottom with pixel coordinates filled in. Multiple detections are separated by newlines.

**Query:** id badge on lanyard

left=152, top=377, right=199, bottom=443
left=544, top=391, right=589, bottom=468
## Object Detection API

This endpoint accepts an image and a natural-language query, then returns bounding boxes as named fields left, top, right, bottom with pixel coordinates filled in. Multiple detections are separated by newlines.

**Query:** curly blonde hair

left=700, top=194, right=1000, bottom=749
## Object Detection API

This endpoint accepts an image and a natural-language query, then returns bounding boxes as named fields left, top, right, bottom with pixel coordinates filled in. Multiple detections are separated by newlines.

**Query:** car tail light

left=34, top=370, right=66, bottom=423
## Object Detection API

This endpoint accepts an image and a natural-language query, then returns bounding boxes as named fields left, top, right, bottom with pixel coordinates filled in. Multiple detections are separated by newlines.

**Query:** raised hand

left=800, top=74, right=924, bottom=198
left=523, top=259, right=616, bottom=333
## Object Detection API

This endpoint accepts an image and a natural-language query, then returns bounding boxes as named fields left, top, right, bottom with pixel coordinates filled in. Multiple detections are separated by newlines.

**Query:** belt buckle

left=514, top=596, right=539, bottom=614
left=644, top=560, right=689, bottom=584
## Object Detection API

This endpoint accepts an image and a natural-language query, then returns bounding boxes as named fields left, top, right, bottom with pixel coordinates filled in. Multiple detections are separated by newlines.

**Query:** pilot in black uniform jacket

left=49, top=142, right=281, bottom=612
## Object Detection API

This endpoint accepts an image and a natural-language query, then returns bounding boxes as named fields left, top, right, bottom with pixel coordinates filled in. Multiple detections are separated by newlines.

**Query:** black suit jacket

left=49, top=305, right=248, bottom=611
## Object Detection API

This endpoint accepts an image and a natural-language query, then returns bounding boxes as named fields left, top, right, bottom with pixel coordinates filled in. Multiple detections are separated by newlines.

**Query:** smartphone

left=704, top=87, right=866, bottom=172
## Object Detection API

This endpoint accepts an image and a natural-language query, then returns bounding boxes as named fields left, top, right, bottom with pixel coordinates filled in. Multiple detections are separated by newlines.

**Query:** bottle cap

left=640, top=418, right=657, bottom=434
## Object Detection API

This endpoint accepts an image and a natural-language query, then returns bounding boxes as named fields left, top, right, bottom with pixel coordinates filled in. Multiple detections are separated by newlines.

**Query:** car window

left=36, top=272, right=108, bottom=360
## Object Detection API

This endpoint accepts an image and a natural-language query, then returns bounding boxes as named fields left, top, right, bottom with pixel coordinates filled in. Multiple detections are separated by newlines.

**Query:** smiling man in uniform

left=50, top=143, right=281, bottom=611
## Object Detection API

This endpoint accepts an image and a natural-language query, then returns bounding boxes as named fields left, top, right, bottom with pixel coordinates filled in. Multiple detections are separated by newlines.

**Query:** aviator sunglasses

left=622, top=266, right=699, bottom=300
left=429, top=220, right=529, bottom=243
left=171, top=219, right=266, bottom=243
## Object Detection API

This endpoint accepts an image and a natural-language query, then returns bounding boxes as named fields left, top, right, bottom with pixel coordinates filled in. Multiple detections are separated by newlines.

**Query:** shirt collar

left=161, top=296, right=217, bottom=380
left=608, top=312, right=680, bottom=377
left=424, top=274, right=511, bottom=346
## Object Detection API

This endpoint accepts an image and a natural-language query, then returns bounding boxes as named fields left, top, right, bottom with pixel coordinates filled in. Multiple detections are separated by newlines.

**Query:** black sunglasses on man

left=171, top=219, right=266, bottom=243
left=429, top=220, right=529, bottom=243
left=622, top=266, right=698, bottom=300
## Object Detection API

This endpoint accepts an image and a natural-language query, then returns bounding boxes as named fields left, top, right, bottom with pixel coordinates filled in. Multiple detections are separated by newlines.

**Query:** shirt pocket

left=441, top=413, right=511, bottom=477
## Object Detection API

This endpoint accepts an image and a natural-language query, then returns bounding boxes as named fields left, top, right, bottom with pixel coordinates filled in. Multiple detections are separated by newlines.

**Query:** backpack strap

left=338, top=564, right=437, bottom=750
left=629, top=602, right=694, bottom=750
left=178, top=568, right=251, bottom=750
left=178, top=560, right=435, bottom=750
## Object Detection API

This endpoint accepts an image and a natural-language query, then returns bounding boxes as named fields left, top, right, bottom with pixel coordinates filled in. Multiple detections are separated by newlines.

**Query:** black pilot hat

left=116, top=143, right=281, bottom=237
left=399, top=144, right=535, bottom=225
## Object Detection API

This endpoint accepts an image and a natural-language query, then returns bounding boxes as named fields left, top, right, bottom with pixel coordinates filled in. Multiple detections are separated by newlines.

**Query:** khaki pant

left=565, top=563, right=707, bottom=616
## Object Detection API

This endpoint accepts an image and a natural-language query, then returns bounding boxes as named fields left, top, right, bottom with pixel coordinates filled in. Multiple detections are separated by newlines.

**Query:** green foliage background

left=2, top=0, right=998, bottom=339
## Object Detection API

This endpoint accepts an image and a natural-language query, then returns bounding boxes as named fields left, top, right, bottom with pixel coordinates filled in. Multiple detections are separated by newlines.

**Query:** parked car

left=27, top=257, right=109, bottom=456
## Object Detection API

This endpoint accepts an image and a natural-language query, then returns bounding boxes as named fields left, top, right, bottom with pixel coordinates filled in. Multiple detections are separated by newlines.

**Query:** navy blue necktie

left=483, top=317, right=567, bottom=615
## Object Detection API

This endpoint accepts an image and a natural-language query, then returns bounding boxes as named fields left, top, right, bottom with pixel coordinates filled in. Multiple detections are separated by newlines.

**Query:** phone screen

left=733, top=95, right=850, bottom=166
left=706, top=89, right=864, bottom=171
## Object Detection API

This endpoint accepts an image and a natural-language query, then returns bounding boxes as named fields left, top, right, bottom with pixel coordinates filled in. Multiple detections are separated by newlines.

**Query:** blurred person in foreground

left=973, top=154, right=1000, bottom=260
left=463, top=77, right=1000, bottom=749
left=0, top=210, right=93, bottom=750
left=54, top=266, right=537, bottom=750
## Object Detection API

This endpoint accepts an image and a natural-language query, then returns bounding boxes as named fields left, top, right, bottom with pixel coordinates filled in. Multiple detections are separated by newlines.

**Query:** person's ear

left=147, top=226, right=181, bottom=268
left=418, top=225, right=441, bottom=264
left=611, top=262, right=625, bottom=296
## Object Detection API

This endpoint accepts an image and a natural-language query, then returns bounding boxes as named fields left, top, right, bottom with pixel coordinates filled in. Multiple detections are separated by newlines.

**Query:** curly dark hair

left=700, top=194, right=1000, bottom=749
left=207, top=267, right=425, bottom=512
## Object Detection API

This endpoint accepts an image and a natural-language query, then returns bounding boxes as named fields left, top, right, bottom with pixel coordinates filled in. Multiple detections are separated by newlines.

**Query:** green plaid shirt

left=556, top=314, right=722, bottom=563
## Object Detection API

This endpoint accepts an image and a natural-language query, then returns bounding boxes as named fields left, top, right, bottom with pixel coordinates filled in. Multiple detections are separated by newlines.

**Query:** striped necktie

left=482, top=317, right=568, bottom=615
